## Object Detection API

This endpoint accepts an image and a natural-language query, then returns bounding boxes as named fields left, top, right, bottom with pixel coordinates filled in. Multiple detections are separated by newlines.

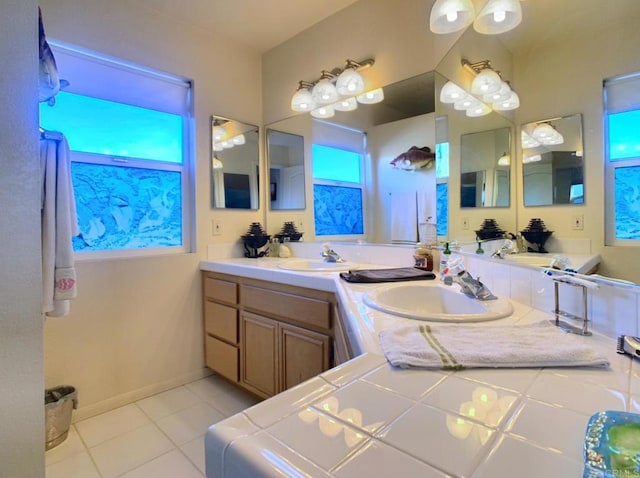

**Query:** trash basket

left=45, top=385, right=78, bottom=450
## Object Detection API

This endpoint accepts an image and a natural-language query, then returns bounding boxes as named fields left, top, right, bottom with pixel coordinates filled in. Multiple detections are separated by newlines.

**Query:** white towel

left=390, top=192, right=417, bottom=243
left=41, top=134, right=79, bottom=317
left=416, top=189, right=436, bottom=226
left=379, top=321, right=609, bottom=370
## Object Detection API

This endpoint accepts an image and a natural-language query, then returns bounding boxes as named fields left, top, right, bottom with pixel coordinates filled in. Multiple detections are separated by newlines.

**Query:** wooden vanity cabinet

left=202, top=271, right=345, bottom=399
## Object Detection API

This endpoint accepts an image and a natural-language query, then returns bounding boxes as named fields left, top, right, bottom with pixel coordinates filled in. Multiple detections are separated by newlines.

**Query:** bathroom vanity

left=201, top=251, right=640, bottom=478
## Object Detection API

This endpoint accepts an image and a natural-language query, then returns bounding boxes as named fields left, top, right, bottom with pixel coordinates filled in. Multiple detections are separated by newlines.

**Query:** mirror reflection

left=267, top=129, right=306, bottom=210
left=460, top=127, right=511, bottom=208
left=210, top=115, right=259, bottom=210
left=521, top=113, right=584, bottom=206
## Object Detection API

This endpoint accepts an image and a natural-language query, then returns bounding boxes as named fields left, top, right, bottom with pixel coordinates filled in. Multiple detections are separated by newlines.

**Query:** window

left=435, top=142, right=449, bottom=237
left=604, top=72, right=640, bottom=244
left=39, top=42, right=193, bottom=255
left=312, top=144, right=364, bottom=236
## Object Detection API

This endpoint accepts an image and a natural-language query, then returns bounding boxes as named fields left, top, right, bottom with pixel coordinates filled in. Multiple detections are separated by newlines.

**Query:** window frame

left=604, top=71, right=640, bottom=247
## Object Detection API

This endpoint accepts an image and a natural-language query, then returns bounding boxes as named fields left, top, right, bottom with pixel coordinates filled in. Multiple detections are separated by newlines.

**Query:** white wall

left=513, top=9, right=640, bottom=282
left=0, top=2, right=44, bottom=476
left=39, top=0, right=263, bottom=419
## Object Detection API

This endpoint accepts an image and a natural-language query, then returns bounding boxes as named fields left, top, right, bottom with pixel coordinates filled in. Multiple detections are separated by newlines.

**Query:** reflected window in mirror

left=267, top=129, right=306, bottom=210
left=435, top=140, right=450, bottom=237
left=210, top=115, right=259, bottom=209
left=460, top=127, right=511, bottom=208
left=605, top=73, right=640, bottom=244
left=521, top=114, right=583, bottom=207
left=312, top=144, right=364, bottom=236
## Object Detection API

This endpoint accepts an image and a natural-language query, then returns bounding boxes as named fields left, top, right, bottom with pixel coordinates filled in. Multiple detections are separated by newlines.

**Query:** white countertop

left=201, top=258, right=637, bottom=478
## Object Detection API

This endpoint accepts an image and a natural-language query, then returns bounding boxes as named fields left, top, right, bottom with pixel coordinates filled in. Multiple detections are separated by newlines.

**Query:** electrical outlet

left=212, top=219, right=222, bottom=235
left=572, top=214, right=584, bottom=230
left=462, top=217, right=470, bottom=230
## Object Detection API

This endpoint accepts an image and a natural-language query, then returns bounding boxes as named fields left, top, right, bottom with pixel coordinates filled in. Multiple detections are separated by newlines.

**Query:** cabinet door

left=241, top=313, right=278, bottom=398
left=280, top=323, right=330, bottom=391
left=205, top=335, right=239, bottom=383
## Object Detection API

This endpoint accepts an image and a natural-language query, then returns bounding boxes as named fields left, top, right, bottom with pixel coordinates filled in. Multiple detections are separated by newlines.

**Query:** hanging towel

left=340, top=267, right=436, bottom=283
left=41, top=134, right=79, bottom=317
left=390, top=192, right=417, bottom=243
left=416, top=189, right=436, bottom=226
left=379, top=321, right=609, bottom=370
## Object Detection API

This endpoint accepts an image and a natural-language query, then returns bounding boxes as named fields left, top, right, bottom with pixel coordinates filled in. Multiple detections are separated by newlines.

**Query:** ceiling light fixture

left=290, top=58, right=381, bottom=117
left=429, top=0, right=523, bottom=35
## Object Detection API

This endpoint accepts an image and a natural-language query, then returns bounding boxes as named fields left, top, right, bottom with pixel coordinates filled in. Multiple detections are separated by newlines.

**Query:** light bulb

left=446, top=10, right=458, bottom=22
left=493, top=10, right=506, bottom=22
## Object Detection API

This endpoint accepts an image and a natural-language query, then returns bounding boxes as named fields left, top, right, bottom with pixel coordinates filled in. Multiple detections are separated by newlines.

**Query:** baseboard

left=71, top=368, right=212, bottom=423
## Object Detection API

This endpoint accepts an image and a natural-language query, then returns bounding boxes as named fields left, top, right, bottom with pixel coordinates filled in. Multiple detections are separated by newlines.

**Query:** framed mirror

left=521, top=113, right=584, bottom=206
left=210, top=115, right=259, bottom=209
left=460, top=127, right=511, bottom=208
left=267, top=129, right=306, bottom=210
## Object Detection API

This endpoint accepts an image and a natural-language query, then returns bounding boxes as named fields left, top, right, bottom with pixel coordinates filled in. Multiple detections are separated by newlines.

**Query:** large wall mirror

left=267, top=129, right=306, bottom=210
left=210, top=115, right=259, bottom=209
left=460, top=127, right=511, bottom=208
left=521, top=113, right=584, bottom=207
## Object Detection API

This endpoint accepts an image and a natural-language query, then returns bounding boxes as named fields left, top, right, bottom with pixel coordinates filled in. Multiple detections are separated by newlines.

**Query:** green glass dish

left=584, top=411, right=640, bottom=477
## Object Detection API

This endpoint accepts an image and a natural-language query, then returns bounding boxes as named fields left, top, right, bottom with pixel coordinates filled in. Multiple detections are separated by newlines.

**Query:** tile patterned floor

left=45, top=375, right=261, bottom=478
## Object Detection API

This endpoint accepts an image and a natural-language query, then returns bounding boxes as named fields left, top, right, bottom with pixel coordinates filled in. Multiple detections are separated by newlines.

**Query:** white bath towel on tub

left=379, top=321, right=609, bottom=370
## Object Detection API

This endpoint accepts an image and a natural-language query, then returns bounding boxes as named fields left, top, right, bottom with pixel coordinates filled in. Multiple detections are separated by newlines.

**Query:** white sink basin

left=363, top=283, right=513, bottom=322
left=277, top=259, right=353, bottom=272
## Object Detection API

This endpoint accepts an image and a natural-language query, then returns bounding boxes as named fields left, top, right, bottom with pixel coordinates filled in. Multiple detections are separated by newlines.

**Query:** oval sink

left=363, top=283, right=513, bottom=322
left=277, top=259, right=353, bottom=272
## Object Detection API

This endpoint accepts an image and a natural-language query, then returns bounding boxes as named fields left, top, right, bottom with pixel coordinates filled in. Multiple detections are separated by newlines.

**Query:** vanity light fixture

left=497, top=152, right=510, bottom=166
left=522, top=154, right=542, bottom=164
left=429, top=0, right=522, bottom=35
left=462, top=58, right=520, bottom=111
left=212, top=154, right=223, bottom=169
left=212, top=120, right=227, bottom=142
left=521, top=130, right=541, bottom=149
left=440, top=80, right=491, bottom=117
left=290, top=58, right=381, bottom=116
left=532, top=122, right=564, bottom=145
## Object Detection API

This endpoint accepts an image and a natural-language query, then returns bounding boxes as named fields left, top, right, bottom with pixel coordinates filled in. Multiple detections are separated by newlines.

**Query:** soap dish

left=584, top=410, right=640, bottom=477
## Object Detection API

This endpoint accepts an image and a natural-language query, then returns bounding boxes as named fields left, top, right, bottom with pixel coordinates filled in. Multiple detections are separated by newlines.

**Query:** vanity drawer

left=204, top=300, right=238, bottom=344
left=204, top=275, right=238, bottom=304
left=205, top=335, right=239, bottom=382
left=241, top=284, right=331, bottom=330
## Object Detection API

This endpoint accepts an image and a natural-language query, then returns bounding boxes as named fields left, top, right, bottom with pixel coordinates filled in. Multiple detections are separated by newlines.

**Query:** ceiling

left=136, top=0, right=360, bottom=52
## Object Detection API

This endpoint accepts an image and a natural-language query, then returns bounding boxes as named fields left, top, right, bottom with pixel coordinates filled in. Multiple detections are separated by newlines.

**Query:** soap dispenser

left=278, top=238, right=291, bottom=258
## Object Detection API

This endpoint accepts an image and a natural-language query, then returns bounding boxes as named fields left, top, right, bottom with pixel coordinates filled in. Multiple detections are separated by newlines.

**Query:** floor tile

left=137, top=386, right=203, bottom=421
left=186, top=375, right=240, bottom=401
left=76, top=403, right=150, bottom=448
left=181, top=436, right=206, bottom=473
left=89, top=423, right=174, bottom=478
left=156, top=402, right=226, bottom=446
left=120, top=449, right=203, bottom=478
left=45, top=450, right=101, bottom=478
left=206, top=387, right=261, bottom=417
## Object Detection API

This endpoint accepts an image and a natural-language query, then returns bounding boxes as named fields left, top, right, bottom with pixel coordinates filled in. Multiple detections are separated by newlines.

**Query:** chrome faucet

left=491, top=238, right=516, bottom=259
left=321, top=243, right=344, bottom=263
left=444, top=271, right=497, bottom=301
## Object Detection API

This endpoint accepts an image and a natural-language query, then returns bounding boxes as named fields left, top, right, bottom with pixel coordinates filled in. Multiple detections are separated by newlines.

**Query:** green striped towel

left=378, top=321, right=609, bottom=370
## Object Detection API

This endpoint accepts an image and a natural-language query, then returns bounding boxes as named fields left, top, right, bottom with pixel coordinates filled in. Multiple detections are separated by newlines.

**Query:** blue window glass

left=312, top=145, right=361, bottom=183
left=313, top=185, right=364, bottom=236
left=614, top=166, right=640, bottom=240
left=436, top=182, right=448, bottom=237
left=71, top=163, right=182, bottom=251
left=40, top=91, right=183, bottom=164
left=608, top=110, right=640, bottom=161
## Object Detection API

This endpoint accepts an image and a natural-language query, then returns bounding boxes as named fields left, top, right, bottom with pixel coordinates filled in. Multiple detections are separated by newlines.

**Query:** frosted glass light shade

left=336, top=69, right=365, bottom=96
left=212, top=142, right=224, bottom=152
left=474, top=0, right=522, bottom=35
left=521, top=131, right=540, bottom=149
left=483, top=82, right=512, bottom=103
left=523, top=154, right=542, bottom=164
left=493, top=91, right=520, bottom=110
left=212, top=125, right=226, bottom=142
left=471, top=69, right=502, bottom=95
left=333, top=97, right=358, bottom=112
left=291, top=88, right=316, bottom=112
left=466, top=101, right=492, bottom=117
left=440, top=81, right=467, bottom=103
left=212, top=156, right=223, bottom=169
left=232, top=134, right=246, bottom=145
left=453, top=93, right=475, bottom=110
left=220, top=140, right=233, bottom=149
left=310, top=105, right=335, bottom=119
left=312, top=79, right=339, bottom=105
left=430, top=0, right=475, bottom=34
left=497, top=153, right=510, bottom=166
left=356, top=88, right=384, bottom=104
left=532, top=123, right=555, bottom=142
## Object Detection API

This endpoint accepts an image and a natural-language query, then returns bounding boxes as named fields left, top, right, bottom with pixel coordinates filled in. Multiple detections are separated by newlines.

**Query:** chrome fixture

left=321, top=243, right=344, bottom=263
left=429, top=0, right=522, bottom=36
left=491, top=239, right=516, bottom=259
left=291, top=58, right=382, bottom=118
left=443, top=270, right=497, bottom=301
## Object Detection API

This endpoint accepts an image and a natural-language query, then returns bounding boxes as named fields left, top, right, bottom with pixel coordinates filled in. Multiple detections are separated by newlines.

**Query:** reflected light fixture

left=497, top=152, right=510, bottom=166
left=231, top=134, right=246, bottom=145
left=212, top=122, right=226, bottom=142
left=532, top=122, right=564, bottom=145
left=212, top=154, right=223, bottom=169
left=523, top=154, right=542, bottom=164
left=521, top=131, right=541, bottom=149
left=429, top=0, right=522, bottom=35
left=429, top=0, right=475, bottom=34
left=474, top=0, right=522, bottom=35
left=462, top=58, right=520, bottom=111
left=291, top=58, right=380, bottom=117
